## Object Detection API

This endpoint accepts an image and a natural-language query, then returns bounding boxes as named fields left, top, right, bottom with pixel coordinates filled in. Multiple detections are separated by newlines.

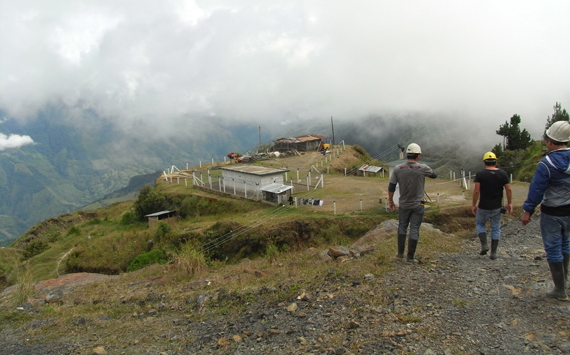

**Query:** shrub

left=176, top=243, right=207, bottom=275
left=155, top=222, right=172, bottom=240
left=120, top=211, right=138, bottom=225
left=133, top=185, right=173, bottom=221
left=127, top=249, right=168, bottom=272
left=23, top=240, right=49, bottom=259
left=265, top=243, right=280, bottom=264
left=66, top=226, right=81, bottom=236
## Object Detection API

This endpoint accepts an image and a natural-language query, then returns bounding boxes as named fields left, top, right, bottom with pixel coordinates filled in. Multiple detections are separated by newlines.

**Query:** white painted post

left=360, top=199, right=363, bottom=211
left=306, top=175, right=309, bottom=191
left=333, top=201, right=336, bottom=215
left=437, top=193, right=440, bottom=206
left=233, top=179, right=236, bottom=195
left=344, top=168, right=347, bottom=176
left=244, top=181, right=247, bottom=198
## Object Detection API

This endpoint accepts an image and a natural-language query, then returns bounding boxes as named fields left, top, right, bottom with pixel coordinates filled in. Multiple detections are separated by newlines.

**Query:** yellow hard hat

left=483, top=151, right=497, bottom=160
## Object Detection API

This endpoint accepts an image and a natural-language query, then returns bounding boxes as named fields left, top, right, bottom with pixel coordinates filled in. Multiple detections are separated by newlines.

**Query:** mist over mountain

left=278, top=114, right=502, bottom=175
left=0, top=105, right=270, bottom=245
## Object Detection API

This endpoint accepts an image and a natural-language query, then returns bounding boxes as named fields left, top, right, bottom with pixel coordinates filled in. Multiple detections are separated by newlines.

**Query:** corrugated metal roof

left=274, top=134, right=329, bottom=144
left=260, top=183, right=294, bottom=194
left=145, top=210, right=175, bottom=217
left=221, top=165, right=289, bottom=175
left=359, top=164, right=384, bottom=173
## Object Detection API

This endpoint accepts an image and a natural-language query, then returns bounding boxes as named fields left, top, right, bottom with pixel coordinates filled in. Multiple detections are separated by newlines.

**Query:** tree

left=545, top=102, right=569, bottom=130
left=496, top=114, right=532, bottom=151
left=133, top=185, right=170, bottom=221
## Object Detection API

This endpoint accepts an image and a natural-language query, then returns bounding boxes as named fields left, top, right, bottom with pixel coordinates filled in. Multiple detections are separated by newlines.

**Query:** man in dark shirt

left=471, top=151, right=513, bottom=259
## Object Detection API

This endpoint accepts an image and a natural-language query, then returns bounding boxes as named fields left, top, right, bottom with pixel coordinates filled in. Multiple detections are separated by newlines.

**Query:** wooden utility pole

left=331, top=116, right=335, bottom=146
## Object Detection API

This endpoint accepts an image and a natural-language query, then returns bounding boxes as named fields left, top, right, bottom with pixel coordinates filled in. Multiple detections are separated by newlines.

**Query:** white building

left=220, top=165, right=293, bottom=203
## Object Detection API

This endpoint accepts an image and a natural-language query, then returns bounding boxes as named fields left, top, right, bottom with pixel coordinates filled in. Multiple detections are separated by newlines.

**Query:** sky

left=1, top=0, right=569, bottom=149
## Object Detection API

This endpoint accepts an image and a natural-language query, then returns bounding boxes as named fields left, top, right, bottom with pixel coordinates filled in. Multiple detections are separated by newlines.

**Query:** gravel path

left=2, top=215, right=570, bottom=355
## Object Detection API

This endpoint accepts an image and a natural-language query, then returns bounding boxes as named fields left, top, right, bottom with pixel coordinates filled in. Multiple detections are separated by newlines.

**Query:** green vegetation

left=491, top=102, right=569, bottom=182
left=127, top=249, right=168, bottom=272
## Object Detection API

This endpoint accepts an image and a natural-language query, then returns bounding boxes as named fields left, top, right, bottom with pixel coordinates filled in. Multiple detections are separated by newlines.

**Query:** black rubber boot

left=478, top=232, right=489, bottom=255
left=547, top=262, right=568, bottom=301
left=562, top=254, right=570, bottom=285
left=490, top=239, right=499, bottom=260
left=406, top=238, right=418, bottom=264
left=396, top=234, right=406, bottom=258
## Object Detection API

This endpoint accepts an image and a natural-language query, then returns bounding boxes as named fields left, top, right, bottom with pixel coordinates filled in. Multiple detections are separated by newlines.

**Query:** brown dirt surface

left=2, top=214, right=569, bottom=354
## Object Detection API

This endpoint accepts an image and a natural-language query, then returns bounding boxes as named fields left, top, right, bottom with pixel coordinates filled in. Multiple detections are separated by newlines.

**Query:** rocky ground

left=2, top=214, right=570, bottom=355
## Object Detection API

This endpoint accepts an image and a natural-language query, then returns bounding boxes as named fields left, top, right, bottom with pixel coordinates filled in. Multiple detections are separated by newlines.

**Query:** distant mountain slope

left=277, top=114, right=494, bottom=175
left=0, top=106, right=267, bottom=245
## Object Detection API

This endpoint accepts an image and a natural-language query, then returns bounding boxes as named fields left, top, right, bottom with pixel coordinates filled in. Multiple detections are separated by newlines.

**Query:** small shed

left=359, top=164, right=385, bottom=177
left=273, top=134, right=329, bottom=153
left=145, top=210, right=177, bottom=228
left=260, top=183, right=294, bottom=204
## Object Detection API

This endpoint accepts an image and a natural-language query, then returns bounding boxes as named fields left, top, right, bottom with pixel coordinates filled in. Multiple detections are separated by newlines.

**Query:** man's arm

left=522, top=162, right=550, bottom=225
left=471, top=182, right=480, bottom=216
left=388, top=191, right=396, bottom=211
left=504, top=183, right=513, bottom=213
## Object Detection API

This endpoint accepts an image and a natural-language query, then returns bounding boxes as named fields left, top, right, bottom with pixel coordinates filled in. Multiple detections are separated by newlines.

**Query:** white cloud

left=0, top=132, right=35, bottom=151
left=0, top=0, right=568, bottom=140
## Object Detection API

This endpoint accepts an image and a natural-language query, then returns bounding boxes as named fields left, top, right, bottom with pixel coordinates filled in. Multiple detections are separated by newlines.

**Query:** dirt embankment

left=2, top=212, right=569, bottom=355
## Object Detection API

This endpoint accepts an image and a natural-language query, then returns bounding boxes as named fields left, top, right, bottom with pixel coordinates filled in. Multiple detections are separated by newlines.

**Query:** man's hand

left=521, top=211, right=531, bottom=225
left=506, top=203, right=513, bottom=214
left=471, top=206, right=477, bottom=216
left=389, top=201, right=396, bottom=212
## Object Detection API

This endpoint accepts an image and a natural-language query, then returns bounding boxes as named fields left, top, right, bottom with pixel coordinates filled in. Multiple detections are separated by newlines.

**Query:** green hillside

left=1, top=145, right=386, bottom=286
left=0, top=108, right=265, bottom=244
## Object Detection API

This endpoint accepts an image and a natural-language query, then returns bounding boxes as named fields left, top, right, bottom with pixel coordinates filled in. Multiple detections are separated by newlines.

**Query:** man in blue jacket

left=522, top=120, right=570, bottom=301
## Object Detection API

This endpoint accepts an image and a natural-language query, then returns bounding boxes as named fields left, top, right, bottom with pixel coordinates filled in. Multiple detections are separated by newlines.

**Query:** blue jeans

left=540, top=212, right=570, bottom=263
left=398, top=205, right=425, bottom=241
left=475, top=207, right=502, bottom=240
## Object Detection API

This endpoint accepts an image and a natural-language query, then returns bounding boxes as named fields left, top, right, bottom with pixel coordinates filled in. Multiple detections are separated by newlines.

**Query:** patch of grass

left=8, top=262, right=35, bottom=307
left=175, top=243, right=207, bottom=276
left=452, top=299, right=468, bottom=307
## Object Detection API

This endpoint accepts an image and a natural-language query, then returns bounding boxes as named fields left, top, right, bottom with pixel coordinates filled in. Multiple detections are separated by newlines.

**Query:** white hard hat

left=406, top=143, right=422, bottom=154
left=546, top=121, right=570, bottom=142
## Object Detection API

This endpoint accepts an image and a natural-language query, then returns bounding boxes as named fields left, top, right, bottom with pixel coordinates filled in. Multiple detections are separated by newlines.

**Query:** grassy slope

left=2, top=145, right=384, bottom=284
